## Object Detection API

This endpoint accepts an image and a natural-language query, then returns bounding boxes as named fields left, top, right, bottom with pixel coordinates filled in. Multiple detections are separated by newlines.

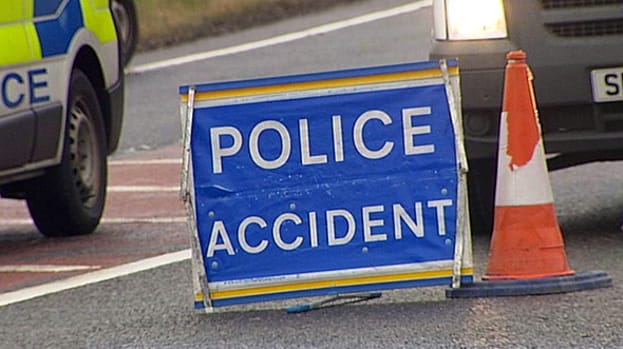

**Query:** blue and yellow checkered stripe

left=0, top=0, right=116, bottom=66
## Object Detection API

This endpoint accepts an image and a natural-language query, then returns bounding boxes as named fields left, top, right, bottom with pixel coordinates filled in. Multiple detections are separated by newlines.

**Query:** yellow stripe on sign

left=209, top=267, right=473, bottom=300
left=195, top=292, right=205, bottom=303
left=80, top=0, right=117, bottom=43
left=180, top=67, right=459, bottom=102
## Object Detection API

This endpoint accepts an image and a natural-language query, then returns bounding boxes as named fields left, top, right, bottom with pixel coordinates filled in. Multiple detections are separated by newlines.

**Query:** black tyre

left=111, top=0, right=138, bottom=67
left=27, top=69, right=108, bottom=237
left=467, top=158, right=497, bottom=236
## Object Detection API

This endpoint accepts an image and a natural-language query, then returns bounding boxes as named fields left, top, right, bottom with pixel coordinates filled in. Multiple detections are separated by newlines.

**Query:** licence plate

left=591, top=66, right=623, bottom=102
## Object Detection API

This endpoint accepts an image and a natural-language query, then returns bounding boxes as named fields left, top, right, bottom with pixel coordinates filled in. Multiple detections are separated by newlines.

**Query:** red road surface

left=0, top=144, right=189, bottom=294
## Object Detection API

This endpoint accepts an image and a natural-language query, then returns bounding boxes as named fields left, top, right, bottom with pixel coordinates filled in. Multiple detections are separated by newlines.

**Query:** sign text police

left=210, top=106, right=434, bottom=173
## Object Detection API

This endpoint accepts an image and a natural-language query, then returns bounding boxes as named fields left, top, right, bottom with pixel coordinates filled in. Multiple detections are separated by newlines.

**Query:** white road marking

left=0, top=249, right=191, bottom=307
left=1, top=218, right=36, bottom=225
left=0, top=265, right=101, bottom=273
left=108, top=185, right=180, bottom=192
left=0, top=184, right=183, bottom=226
left=126, top=0, right=432, bottom=74
left=110, top=159, right=182, bottom=165
left=0, top=217, right=187, bottom=226
left=101, top=217, right=187, bottom=224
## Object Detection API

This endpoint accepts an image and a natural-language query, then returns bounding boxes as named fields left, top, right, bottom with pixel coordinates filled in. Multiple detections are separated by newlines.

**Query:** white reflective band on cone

left=495, top=112, right=554, bottom=207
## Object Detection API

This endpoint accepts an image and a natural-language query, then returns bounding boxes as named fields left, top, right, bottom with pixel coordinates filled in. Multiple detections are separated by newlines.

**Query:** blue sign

left=180, top=61, right=473, bottom=308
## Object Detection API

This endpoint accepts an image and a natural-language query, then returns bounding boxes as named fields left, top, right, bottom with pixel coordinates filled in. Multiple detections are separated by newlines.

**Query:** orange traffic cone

left=447, top=51, right=611, bottom=297
left=484, top=50, right=574, bottom=280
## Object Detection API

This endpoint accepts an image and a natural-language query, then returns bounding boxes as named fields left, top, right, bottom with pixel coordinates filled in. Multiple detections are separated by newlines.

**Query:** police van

left=0, top=0, right=127, bottom=236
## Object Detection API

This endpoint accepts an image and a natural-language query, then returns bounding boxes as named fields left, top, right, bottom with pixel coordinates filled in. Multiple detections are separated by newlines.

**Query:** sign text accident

left=180, top=61, right=473, bottom=309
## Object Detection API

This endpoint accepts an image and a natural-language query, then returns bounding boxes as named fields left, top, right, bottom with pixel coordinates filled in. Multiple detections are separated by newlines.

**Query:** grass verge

left=135, top=0, right=364, bottom=51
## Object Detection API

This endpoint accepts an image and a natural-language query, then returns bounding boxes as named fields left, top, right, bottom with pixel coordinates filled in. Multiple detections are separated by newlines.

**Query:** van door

left=0, top=0, right=38, bottom=171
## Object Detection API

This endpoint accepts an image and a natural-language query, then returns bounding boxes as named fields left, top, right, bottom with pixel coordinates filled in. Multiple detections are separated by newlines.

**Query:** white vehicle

left=430, top=0, right=623, bottom=232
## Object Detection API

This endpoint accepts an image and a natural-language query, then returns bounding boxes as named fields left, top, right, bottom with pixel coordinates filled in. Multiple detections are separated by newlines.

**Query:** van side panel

left=0, top=111, right=35, bottom=170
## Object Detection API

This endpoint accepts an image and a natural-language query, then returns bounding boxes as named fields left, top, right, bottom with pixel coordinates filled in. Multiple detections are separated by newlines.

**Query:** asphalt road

left=1, top=0, right=623, bottom=348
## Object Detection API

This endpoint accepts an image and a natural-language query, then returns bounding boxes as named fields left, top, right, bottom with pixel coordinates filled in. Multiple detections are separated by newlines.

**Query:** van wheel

left=26, top=69, right=107, bottom=237
left=111, top=0, right=138, bottom=67
left=467, top=159, right=496, bottom=236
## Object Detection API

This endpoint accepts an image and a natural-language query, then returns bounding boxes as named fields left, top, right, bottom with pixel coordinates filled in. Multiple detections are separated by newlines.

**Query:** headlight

left=433, top=0, right=508, bottom=40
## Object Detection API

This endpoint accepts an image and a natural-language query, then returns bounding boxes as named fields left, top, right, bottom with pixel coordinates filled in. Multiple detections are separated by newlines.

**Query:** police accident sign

left=180, top=60, right=473, bottom=309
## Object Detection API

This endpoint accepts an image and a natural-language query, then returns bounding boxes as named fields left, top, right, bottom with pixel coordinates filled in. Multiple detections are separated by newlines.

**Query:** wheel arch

left=72, top=46, right=118, bottom=155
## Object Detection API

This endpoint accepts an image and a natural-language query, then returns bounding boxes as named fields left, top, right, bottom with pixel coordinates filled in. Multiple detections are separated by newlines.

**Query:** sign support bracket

left=181, top=86, right=214, bottom=312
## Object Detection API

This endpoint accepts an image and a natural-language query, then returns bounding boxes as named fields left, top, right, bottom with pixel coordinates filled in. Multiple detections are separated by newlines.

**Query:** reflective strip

left=210, top=267, right=475, bottom=301
left=34, top=0, right=64, bottom=16
left=34, top=0, right=84, bottom=57
left=181, top=66, right=460, bottom=102
left=0, top=0, right=32, bottom=65
left=80, top=0, right=118, bottom=44
left=0, top=0, right=117, bottom=65
left=0, top=0, right=24, bottom=23
left=24, top=0, right=35, bottom=20
left=0, top=25, right=34, bottom=65
left=24, top=23, right=42, bottom=60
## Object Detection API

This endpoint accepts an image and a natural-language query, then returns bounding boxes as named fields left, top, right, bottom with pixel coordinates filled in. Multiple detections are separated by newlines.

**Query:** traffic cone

left=447, top=51, right=611, bottom=297
left=484, top=50, right=573, bottom=280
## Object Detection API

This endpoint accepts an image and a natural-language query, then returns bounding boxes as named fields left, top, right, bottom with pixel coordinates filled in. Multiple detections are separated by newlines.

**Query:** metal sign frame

left=180, top=60, right=472, bottom=312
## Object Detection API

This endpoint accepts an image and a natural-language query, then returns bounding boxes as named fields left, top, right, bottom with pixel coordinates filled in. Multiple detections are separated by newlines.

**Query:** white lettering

left=299, top=119, right=328, bottom=165
left=332, top=115, right=345, bottom=162
left=207, top=221, right=235, bottom=257
left=363, top=205, right=387, bottom=242
left=393, top=203, right=424, bottom=238
left=273, top=213, right=304, bottom=250
left=204, top=199, right=454, bottom=257
left=210, top=126, right=243, bottom=174
left=308, top=211, right=319, bottom=247
left=354, top=110, right=394, bottom=159
left=208, top=106, right=437, bottom=174
left=238, top=216, right=268, bottom=254
left=326, top=209, right=356, bottom=246
left=249, top=120, right=291, bottom=170
left=402, top=107, right=435, bottom=155
left=428, top=199, right=453, bottom=236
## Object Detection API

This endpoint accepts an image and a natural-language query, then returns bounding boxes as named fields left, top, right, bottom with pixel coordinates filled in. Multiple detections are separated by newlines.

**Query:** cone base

left=484, top=269, right=575, bottom=281
left=485, top=204, right=573, bottom=279
left=446, top=270, right=611, bottom=298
